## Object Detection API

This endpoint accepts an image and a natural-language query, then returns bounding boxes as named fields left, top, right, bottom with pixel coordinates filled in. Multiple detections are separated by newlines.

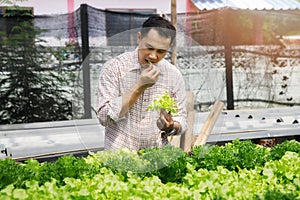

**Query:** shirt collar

left=128, top=48, right=141, bottom=72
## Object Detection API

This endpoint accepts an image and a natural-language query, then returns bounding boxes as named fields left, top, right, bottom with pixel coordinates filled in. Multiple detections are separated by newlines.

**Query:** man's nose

left=149, top=51, right=157, bottom=60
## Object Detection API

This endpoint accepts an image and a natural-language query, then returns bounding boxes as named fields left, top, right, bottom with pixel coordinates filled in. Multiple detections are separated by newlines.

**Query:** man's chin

left=141, top=63, right=151, bottom=68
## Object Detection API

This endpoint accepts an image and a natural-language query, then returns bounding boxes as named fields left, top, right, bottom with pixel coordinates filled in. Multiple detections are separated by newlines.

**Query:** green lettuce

left=146, top=91, right=179, bottom=114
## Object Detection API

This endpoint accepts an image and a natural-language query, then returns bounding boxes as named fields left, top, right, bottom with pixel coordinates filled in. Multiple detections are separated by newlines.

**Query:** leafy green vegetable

left=146, top=91, right=179, bottom=114
left=2, top=151, right=299, bottom=199
left=0, top=158, right=34, bottom=190
left=1, top=140, right=300, bottom=199
left=87, top=146, right=187, bottom=183
left=140, top=145, right=187, bottom=183
left=270, top=139, right=300, bottom=160
left=189, top=139, right=271, bottom=171
left=263, top=189, right=298, bottom=200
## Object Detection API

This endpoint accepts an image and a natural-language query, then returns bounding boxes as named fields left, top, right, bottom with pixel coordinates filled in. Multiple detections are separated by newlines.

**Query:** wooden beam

left=171, top=0, right=177, bottom=65
left=180, top=92, right=195, bottom=152
left=193, top=101, right=224, bottom=147
left=169, top=92, right=194, bottom=150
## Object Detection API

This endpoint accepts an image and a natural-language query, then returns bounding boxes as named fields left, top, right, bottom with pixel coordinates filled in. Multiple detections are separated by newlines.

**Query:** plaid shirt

left=97, top=49, right=187, bottom=150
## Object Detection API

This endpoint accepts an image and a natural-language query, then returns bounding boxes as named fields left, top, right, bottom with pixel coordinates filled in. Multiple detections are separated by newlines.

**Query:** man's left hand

left=156, top=109, right=174, bottom=132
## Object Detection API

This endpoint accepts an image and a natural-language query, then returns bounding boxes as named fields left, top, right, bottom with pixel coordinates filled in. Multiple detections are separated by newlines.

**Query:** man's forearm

left=119, top=65, right=159, bottom=118
left=119, top=84, right=146, bottom=118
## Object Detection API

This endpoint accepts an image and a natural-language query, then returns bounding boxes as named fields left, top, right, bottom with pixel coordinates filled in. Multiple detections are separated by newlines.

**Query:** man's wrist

left=167, top=121, right=180, bottom=136
left=167, top=128, right=176, bottom=136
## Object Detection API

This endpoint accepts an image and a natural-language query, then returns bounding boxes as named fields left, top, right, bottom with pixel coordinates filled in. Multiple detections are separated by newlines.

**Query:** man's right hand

left=119, top=65, right=159, bottom=118
left=138, top=65, right=160, bottom=89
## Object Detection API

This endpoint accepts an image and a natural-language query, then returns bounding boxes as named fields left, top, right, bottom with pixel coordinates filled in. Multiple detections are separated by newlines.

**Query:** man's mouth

left=146, top=60, right=154, bottom=65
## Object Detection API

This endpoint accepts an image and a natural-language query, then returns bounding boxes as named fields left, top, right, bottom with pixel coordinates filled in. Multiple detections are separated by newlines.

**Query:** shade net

left=1, top=4, right=300, bottom=123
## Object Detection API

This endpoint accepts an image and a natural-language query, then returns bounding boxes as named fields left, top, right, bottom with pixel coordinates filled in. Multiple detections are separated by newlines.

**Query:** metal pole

left=224, top=9, right=234, bottom=110
left=80, top=4, right=92, bottom=118
left=225, top=43, right=234, bottom=110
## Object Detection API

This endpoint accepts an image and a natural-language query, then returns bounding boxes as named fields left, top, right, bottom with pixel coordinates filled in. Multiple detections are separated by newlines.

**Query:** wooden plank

left=171, top=0, right=177, bottom=65
left=193, top=101, right=224, bottom=147
left=168, top=0, right=178, bottom=145
left=180, top=92, right=195, bottom=152
left=169, top=135, right=181, bottom=147
left=169, top=92, right=194, bottom=149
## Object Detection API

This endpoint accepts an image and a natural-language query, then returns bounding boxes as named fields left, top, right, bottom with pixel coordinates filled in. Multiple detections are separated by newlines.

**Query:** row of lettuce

left=1, top=139, right=300, bottom=199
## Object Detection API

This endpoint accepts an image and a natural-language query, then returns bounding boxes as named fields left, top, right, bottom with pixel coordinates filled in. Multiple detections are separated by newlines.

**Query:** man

left=97, top=15, right=187, bottom=150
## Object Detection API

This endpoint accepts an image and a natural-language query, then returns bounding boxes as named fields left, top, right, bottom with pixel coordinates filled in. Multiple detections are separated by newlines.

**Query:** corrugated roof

left=191, top=0, right=300, bottom=10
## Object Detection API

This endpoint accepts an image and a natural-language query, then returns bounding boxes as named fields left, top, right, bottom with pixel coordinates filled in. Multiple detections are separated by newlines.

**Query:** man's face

left=137, top=28, right=172, bottom=67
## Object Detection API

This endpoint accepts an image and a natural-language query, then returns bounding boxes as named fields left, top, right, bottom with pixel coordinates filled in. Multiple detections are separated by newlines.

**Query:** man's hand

left=119, top=65, right=159, bottom=118
left=156, top=109, right=174, bottom=132
left=138, top=65, right=160, bottom=89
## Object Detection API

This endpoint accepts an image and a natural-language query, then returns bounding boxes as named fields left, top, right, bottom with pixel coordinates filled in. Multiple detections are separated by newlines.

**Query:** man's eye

left=158, top=50, right=167, bottom=54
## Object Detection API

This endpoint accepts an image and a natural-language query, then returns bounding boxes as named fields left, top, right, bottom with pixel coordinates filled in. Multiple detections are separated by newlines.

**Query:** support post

left=80, top=4, right=91, bottom=118
left=225, top=44, right=234, bottom=110
left=171, top=0, right=177, bottom=65
left=180, top=92, right=195, bottom=152
left=224, top=9, right=234, bottom=110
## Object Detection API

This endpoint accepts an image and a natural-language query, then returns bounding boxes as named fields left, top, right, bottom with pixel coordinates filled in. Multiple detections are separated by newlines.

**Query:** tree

left=0, top=1, right=73, bottom=124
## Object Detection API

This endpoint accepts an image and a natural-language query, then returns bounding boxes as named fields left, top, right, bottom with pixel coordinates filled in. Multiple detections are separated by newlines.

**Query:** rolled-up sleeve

left=97, top=62, right=124, bottom=126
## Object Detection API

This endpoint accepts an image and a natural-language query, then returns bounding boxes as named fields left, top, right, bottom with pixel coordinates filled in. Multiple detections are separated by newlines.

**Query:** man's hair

left=141, top=15, right=176, bottom=46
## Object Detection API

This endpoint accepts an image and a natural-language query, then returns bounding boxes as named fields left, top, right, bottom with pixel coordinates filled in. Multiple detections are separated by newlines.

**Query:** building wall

left=2, top=0, right=187, bottom=15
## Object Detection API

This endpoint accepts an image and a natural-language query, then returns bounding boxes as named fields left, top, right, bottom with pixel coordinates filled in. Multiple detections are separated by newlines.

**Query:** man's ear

left=137, top=32, right=141, bottom=44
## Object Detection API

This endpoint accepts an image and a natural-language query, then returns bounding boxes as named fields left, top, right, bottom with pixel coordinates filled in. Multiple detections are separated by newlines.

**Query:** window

left=105, top=9, right=156, bottom=46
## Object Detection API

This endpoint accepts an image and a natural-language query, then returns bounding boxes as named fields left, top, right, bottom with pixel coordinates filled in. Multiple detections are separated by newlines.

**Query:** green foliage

left=87, top=146, right=188, bottom=183
left=190, top=139, right=271, bottom=171
left=140, top=145, right=188, bottom=183
left=1, top=0, right=32, bottom=18
left=0, top=155, right=102, bottom=190
left=146, top=91, right=179, bottom=114
left=86, top=148, right=150, bottom=180
left=262, top=189, right=298, bottom=200
left=270, top=139, right=300, bottom=160
left=32, top=155, right=101, bottom=186
left=182, top=151, right=300, bottom=199
left=0, top=15, right=74, bottom=124
left=1, top=140, right=300, bottom=199
left=0, top=158, right=34, bottom=190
